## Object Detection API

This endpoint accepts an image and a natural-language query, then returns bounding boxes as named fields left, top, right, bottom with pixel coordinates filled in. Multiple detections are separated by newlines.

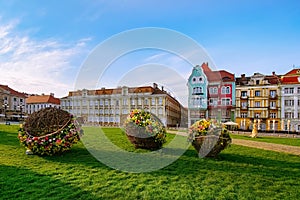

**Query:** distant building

left=26, top=93, right=60, bottom=114
left=187, top=64, right=208, bottom=126
left=187, top=63, right=236, bottom=126
left=60, top=83, right=185, bottom=127
left=202, top=63, right=236, bottom=122
left=280, top=69, right=300, bottom=132
left=0, top=84, right=27, bottom=120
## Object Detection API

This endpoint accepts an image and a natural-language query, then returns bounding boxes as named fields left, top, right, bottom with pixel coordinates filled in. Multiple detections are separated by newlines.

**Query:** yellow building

left=235, top=72, right=281, bottom=131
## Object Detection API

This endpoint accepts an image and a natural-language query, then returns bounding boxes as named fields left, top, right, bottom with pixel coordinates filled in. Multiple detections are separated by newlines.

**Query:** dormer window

left=256, top=80, right=260, bottom=85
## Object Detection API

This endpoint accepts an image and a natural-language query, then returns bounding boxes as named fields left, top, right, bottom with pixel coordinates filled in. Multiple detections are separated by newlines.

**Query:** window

left=99, top=99, right=103, bottom=106
left=284, top=87, right=294, bottom=94
left=115, top=100, right=119, bottom=106
left=14, top=97, right=17, bottom=101
left=209, top=98, right=217, bottom=106
left=285, top=112, right=294, bottom=119
left=131, top=99, right=135, bottom=105
left=241, top=102, right=247, bottom=109
left=270, top=113, right=276, bottom=118
left=284, top=100, right=294, bottom=106
left=254, top=113, right=260, bottom=118
left=241, top=112, right=248, bottom=118
left=144, top=98, right=148, bottom=105
left=226, top=87, right=230, bottom=94
left=221, top=86, right=226, bottom=94
left=255, top=101, right=260, bottom=107
left=158, top=108, right=163, bottom=115
left=255, top=91, right=261, bottom=97
left=158, top=97, right=163, bottom=105
left=221, top=98, right=231, bottom=106
left=256, top=80, right=260, bottom=85
left=298, top=87, right=300, bottom=94
left=151, top=98, right=156, bottom=105
left=123, top=99, right=128, bottom=106
left=241, top=91, right=247, bottom=97
left=298, top=99, right=300, bottom=106
left=105, top=99, right=109, bottom=106
left=270, top=101, right=276, bottom=108
left=191, top=97, right=204, bottom=107
left=270, top=90, right=276, bottom=98
left=138, top=98, right=142, bottom=105
left=193, top=87, right=203, bottom=95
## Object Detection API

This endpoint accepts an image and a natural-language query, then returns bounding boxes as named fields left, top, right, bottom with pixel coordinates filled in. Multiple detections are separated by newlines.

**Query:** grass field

left=1, top=125, right=300, bottom=199
left=231, top=134, right=300, bottom=147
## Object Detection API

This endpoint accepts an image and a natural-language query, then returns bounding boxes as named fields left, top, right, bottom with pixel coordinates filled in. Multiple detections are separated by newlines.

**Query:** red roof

left=200, top=63, right=235, bottom=82
left=0, top=84, right=27, bottom=98
left=281, top=68, right=300, bottom=84
left=26, top=95, right=60, bottom=105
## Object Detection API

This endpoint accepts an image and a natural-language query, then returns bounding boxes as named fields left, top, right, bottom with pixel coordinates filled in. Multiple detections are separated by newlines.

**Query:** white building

left=280, top=69, right=300, bottom=132
left=60, top=83, right=185, bottom=127
left=26, top=93, right=60, bottom=114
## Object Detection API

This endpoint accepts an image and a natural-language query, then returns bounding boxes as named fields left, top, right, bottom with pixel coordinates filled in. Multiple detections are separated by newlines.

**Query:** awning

left=223, top=121, right=238, bottom=126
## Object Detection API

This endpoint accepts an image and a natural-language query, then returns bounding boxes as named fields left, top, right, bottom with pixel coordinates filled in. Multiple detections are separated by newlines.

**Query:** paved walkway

left=167, top=130, right=300, bottom=156
left=232, top=139, right=300, bottom=156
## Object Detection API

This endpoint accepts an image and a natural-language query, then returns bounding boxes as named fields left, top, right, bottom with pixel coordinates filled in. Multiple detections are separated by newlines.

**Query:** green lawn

left=1, top=125, right=300, bottom=199
left=231, top=134, right=300, bottom=147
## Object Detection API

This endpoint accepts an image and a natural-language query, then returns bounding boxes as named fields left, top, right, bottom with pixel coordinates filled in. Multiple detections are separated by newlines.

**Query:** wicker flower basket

left=124, top=109, right=166, bottom=150
left=192, top=134, right=231, bottom=158
left=188, top=119, right=232, bottom=158
left=18, top=107, right=83, bottom=156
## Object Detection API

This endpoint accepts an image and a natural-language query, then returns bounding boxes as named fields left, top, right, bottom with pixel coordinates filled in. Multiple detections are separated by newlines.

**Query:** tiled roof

left=200, top=63, right=235, bottom=82
left=281, top=76, right=300, bottom=84
left=26, top=95, right=60, bottom=105
left=0, top=84, right=27, bottom=98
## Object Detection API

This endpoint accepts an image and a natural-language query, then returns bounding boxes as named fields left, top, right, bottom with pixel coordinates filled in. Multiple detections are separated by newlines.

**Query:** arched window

left=226, top=86, right=230, bottom=94
left=221, top=86, right=226, bottom=94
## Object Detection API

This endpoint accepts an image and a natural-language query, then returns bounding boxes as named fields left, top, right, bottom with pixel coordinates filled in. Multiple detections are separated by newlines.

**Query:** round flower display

left=188, top=119, right=231, bottom=157
left=18, top=107, right=83, bottom=156
left=124, top=109, right=166, bottom=150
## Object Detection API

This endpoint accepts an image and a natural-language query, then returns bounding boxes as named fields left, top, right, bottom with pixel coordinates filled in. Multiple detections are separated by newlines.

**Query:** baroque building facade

left=235, top=72, right=281, bottom=131
left=60, top=83, right=185, bottom=127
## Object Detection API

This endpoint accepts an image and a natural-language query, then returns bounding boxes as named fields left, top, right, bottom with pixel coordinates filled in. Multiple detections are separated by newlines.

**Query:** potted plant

left=18, top=107, right=83, bottom=156
left=124, top=109, right=166, bottom=150
left=187, top=119, right=231, bottom=157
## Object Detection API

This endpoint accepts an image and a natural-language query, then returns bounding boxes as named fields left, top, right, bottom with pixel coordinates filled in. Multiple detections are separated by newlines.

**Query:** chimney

left=153, top=83, right=158, bottom=89
left=272, top=71, right=276, bottom=76
left=50, top=93, right=54, bottom=97
left=161, top=86, right=164, bottom=91
left=241, top=74, right=245, bottom=78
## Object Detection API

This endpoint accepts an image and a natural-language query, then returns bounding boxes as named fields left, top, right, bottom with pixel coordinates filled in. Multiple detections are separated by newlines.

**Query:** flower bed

left=18, top=107, right=83, bottom=156
left=188, top=119, right=231, bottom=157
left=124, top=109, right=166, bottom=150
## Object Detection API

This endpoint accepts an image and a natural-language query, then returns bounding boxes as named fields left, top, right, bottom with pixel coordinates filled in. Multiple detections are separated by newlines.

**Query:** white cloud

left=0, top=20, right=90, bottom=97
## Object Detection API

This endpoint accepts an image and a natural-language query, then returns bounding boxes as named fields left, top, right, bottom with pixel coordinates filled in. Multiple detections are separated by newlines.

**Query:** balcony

left=269, top=94, right=278, bottom=99
left=269, top=106, right=277, bottom=110
left=241, top=106, right=248, bottom=110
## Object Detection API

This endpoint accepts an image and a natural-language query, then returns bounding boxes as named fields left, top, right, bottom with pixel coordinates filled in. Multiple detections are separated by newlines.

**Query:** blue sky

left=1, top=0, right=300, bottom=102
